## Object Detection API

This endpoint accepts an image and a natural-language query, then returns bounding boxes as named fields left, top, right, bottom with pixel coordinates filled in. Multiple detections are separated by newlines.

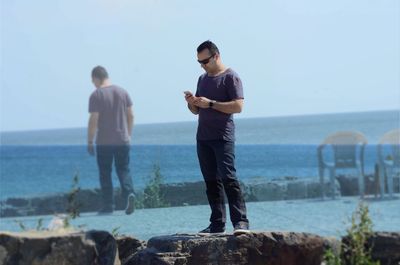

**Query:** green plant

left=141, top=164, right=169, bottom=208
left=13, top=218, right=45, bottom=232
left=35, top=218, right=44, bottom=230
left=13, top=174, right=82, bottom=232
left=14, top=220, right=27, bottom=231
left=323, top=202, right=380, bottom=265
left=111, top=226, right=121, bottom=237
left=341, top=202, right=380, bottom=265
left=324, top=248, right=341, bottom=265
left=64, top=172, right=82, bottom=228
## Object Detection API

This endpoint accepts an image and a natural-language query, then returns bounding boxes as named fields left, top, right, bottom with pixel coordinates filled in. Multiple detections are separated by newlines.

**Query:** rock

left=160, top=182, right=208, bottom=206
left=369, top=232, right=400, bottom=265
left=125, top=232, right=337, bottom=265
left=0, top=207, right=21, bottom=218
left=116, top=235, right=146, bottom=264
left=31, top=194, right=67, bottom=215
left=286, top=181, right=308, bottom=199
left=305, top=182, right=323, bottom=198
left=0, top=230, right=120, bottom=265
left=250, top=182, right=286, bottom=201
left=125, top=248, right=189, bottom=265
left=160, top=181, right=252, bottom=207
left=306, top=180, right=340, bottom=198
left=5, top=198, right=29, bottom=207
left=0, top=189, right=111, bottom=218
left=336, top=174, right=382, bottom=196
left=341, top=231, right=400, bottom=265
left=1, top=174, right=396, bottom=218
left=76, top=189, right=104, bottom=212
left=1, top=230, right=398, bottom=265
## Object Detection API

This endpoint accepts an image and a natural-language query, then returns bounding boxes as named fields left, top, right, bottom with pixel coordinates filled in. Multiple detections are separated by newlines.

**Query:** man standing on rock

left=88, top=65, right=135, bottom=215
left=184, top=41, right=250, bottom=235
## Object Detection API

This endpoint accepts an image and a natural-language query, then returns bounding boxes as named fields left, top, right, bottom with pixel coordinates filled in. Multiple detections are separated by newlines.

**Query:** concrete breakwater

left=1, top=174, right=399, bottom=218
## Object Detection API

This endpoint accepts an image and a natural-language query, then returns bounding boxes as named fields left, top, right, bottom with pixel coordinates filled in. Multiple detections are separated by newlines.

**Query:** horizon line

left=1, top=109, right=398, bottom=134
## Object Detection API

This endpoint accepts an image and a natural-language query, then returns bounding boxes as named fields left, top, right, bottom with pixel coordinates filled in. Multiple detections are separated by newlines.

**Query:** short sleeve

left=195, top=76, right=202, bottom=97
left=126, top=92, right=133, bottom=107
left=226, top=74, right=244, bottom=100
left=88, top=93, right=100, bottom=113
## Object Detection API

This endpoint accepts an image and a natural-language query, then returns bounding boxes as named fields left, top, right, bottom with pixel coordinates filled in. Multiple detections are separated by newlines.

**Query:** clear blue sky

left=1, top=0, right=399, bottom=132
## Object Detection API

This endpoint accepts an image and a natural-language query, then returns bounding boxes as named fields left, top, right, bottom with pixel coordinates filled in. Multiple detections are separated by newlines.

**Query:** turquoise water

left=0, top=197, right=398, bottom=240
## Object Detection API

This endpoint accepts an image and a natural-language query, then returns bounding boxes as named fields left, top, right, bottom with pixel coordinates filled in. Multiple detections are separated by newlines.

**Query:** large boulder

left=339, top=231, right=400, bottom=265
left=124, top=232, right=337, bottom=265
left=160, top=182, right=208, bottom=206
left=250, top=182, right=287, bottom=201
left=0, top=230, right=120, bottom=265
left=369, top=232, right=400, bottom=265
left=116, top=235, right=147, bottom=265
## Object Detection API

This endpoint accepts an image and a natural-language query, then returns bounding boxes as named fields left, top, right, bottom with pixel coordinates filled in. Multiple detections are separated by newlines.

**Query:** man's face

left=197, top=49, right=216, bottom=73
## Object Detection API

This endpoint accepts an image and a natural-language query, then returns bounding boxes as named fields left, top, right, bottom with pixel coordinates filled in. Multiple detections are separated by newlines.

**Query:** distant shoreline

left=1, top=109, right=398, bottom=134
left=3, top=175, right=398, bottom=218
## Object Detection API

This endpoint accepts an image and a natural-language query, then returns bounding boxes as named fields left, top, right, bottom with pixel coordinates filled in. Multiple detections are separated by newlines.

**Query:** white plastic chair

left=317, top=131, right=367, bottom=199
left=377, top=128, right=400, bottom=198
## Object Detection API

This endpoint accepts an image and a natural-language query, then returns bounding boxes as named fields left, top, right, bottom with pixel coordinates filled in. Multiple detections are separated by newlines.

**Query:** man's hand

left=88, top=143, right=95, bottom=156
left=87, top=112, right=98, bottom=155
left=193, top=97, right=211, bottom=109
left=184, top=91, right=196, bottom=104
left=184, top=91, right=199, bottom=114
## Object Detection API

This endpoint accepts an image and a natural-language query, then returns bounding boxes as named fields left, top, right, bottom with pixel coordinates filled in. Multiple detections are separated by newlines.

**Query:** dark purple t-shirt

left=88, top=85, right=132, bottom=145
left=195, top=68, right=244, bottom=141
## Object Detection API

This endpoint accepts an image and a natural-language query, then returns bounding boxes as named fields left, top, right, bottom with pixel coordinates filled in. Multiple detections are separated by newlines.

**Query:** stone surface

left=0, top=230, right=399, bottom=265
left=5, top=198, right=29, bottom=208
left=286, top=181, right=308, bottom=199
left=116, top=235, right=147, bottom=265
left=250, top=182, right=287, bottom=201
left=160, top=182, right=208, bottom=206
left=124, top=232, right=336, bottom=265
left=0, top=230, right=120, bottom=265
left=369, top=232, right=400, bottom=265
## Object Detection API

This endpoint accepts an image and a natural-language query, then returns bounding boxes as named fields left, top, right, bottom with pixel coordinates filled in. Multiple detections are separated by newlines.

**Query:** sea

left=0, top=110, right=399, bottom=239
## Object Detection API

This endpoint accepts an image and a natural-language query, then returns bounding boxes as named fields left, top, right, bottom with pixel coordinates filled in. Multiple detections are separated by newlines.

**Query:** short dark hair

left=91, top=66, right=109, bottom=81
left=197, top=40, right=220, bottom=55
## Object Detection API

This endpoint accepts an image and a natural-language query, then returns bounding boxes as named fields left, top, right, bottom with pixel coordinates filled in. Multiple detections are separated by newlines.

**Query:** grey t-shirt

left=88, top=85, right=132, bottom=145
left=195, top=68, right=244, bottom=141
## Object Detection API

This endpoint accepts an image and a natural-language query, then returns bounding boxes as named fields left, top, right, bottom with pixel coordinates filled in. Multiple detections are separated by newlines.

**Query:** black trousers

left=96, top=144, right=134, bottom=208
left=197, top=140, right=249, bottom=227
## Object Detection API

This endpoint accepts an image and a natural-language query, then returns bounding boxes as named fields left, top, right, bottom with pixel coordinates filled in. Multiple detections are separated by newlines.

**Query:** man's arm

left=127, top=106, right=134, bottom=139
left=211, top=99, right=243, bottom=114
left=87, top=112, right=99, bottom=155
left=193, top=97, right=243, bottom=114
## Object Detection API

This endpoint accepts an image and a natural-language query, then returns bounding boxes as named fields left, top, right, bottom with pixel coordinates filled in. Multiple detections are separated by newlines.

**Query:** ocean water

left=0, top=110, right=399, bottom=200
left=1, top=110, right=400, bottom=238
left=0, top=144, right=383, bottom=200
left=0, top=197, right=399, bottom=240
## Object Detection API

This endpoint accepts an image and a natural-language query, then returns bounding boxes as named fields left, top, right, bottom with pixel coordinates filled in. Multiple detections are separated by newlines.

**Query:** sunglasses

left=197, top=54, right=215, bottom=65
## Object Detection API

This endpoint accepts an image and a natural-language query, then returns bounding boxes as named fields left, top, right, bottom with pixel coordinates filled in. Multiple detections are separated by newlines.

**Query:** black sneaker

left=198, top=224, right=225, bottom=235
left=233, top=222, right=250, bottom=235
left=125, top=193, right=135, bottom=215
